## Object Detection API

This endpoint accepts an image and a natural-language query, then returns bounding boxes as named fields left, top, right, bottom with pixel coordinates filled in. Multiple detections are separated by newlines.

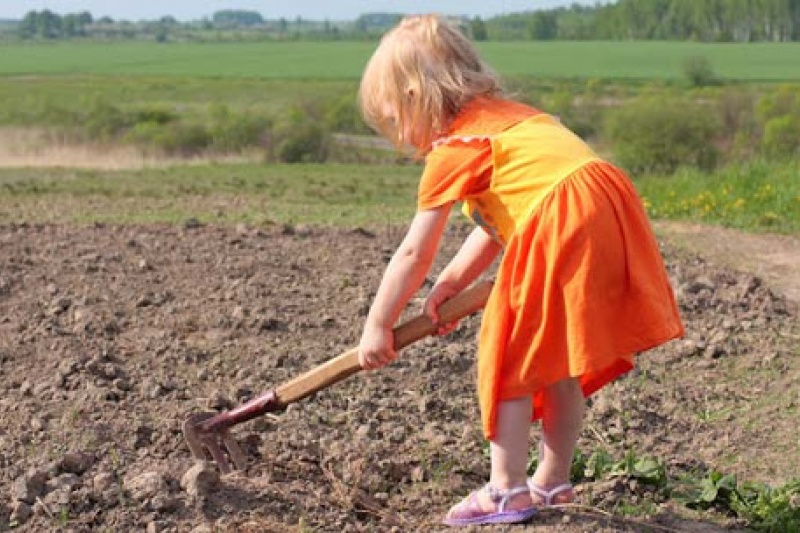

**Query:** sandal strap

left=528, top=481, right=573, bottom=506
left=485, top=484, right=531, bottom=513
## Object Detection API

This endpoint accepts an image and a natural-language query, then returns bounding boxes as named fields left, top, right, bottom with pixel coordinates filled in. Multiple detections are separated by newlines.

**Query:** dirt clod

left=125, top=471, right=169, bottom=503
left=10, top=470, right=47, bottom=505
left=181, top=462, right=220, bottom=499
left=60, top=451, right=96, bottom=475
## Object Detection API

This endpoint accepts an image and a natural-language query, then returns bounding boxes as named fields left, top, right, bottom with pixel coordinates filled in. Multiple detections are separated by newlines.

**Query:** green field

left=2, top=40, right=800, bottom=80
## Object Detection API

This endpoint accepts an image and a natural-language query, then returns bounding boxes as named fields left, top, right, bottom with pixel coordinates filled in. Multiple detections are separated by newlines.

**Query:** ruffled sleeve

left=416, top=138, right=492, bottom=211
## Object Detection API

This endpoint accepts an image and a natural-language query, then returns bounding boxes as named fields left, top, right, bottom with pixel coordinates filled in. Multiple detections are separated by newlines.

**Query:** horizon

left=0, top=1, right=604, bottom=22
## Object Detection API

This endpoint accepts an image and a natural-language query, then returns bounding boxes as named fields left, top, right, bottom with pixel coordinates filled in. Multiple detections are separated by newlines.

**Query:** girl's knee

left=546, top=377, right=581, bottom=395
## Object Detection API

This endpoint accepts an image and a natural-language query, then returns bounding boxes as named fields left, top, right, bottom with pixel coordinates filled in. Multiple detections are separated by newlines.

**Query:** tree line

left=5, top=1, right=800, bottom=42
left=487, top=0, right=800, bottom=42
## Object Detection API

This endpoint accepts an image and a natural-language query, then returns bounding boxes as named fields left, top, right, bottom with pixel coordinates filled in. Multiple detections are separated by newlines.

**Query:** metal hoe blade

left=182, top=412, right=247, bottom=474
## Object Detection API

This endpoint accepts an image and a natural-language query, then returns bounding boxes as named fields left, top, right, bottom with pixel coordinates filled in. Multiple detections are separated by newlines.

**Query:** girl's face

left=402, top=120, right=425, bottom=149
left=384, top=99, right=424, bottom=149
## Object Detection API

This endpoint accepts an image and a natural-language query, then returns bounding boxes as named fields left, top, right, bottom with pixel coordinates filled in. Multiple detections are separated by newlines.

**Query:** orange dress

left=417, top=97, right=684, bottom=440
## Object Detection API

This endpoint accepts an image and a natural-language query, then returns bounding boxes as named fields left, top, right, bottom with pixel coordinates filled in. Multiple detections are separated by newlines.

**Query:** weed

left=298, top=516, right=316, bottom=532
left=676, top=472, right=800, bottom=532
left=58, top=507, right=70, bottom=526
left=109, top=445, right=128, bottom=507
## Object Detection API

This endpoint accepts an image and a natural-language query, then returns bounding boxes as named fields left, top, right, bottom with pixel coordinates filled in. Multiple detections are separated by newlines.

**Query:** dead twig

left=555, top=503, right=689, bottom=533
left=35, top=497, right=56, bottom=521
left=319, top=456, right=409, bottom=527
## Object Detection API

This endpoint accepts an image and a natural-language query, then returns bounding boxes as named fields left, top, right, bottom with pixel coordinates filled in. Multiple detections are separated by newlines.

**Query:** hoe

left=183, top=280, right=493, bottom=473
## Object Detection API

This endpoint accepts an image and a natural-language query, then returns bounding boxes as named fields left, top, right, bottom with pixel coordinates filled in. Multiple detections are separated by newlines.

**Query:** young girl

left=357, top=14, right=684, bottom=526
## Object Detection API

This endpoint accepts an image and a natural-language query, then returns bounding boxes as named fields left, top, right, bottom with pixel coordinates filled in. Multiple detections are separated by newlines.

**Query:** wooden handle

left=274, top=279, right=493, bottom=406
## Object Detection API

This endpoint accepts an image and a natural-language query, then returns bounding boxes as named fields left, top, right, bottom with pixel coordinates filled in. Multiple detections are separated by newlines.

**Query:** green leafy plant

left=678, top=470, right=740, bottom=510
left=676, top=471, right=800, bottom=532
left=565, top=448, right=666, bottom=486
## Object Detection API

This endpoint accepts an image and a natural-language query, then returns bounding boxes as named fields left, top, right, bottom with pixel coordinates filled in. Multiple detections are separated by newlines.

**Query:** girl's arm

left=424, top=227, right=502, bottom=325
left=359, top=203, right=453, bottom=369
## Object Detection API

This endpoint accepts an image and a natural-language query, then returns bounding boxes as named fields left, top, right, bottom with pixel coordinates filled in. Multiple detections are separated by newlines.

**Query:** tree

left=529, top=11, right=557, bottom=40
left=212, top=10, right=264, bottom=28
left=471, top=16, right=488, bottom=41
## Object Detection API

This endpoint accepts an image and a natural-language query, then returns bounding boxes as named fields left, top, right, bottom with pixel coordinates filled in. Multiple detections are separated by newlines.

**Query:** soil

left=0, top=220, right=797, bottom=532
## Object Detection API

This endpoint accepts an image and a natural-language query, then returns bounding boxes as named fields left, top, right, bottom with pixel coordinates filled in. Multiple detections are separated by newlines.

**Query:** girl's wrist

left=435, top=276, right=463, bottom=292
left=364, top=317, right=392, bottom=331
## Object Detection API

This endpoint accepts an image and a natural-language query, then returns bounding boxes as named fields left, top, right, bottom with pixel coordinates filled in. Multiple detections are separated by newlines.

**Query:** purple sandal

left=528, top=480, right=574, bottom=507
left=442, top=484, right=537, bottom=527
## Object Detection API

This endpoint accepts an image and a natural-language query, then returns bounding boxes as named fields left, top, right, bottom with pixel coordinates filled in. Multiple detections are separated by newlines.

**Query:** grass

left=0, top=163, right=420, bottom=226
left=2, top=41, right=800, bottom=81
left=1, top=159, right=798, bottom=235
left=636, top=159, right=800, bottom=234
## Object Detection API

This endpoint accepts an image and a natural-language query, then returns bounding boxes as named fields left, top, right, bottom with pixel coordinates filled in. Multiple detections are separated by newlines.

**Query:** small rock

left=113, top=378, right=132, bottom=392
left=207, top=389, right=233, bottom=411
left=61, top=451, right=95, bottom=474
left=19, top=380, right=32, bottom=396
left=125, top=471, right=168, bottom=503
left=30, top=416, right=48, bottom=432
left=355, top=424, right=372, bottom=440
left=181, top=462, right=220, bottom=499
left=11, top=470, right=48, bottom=504
left=58, top=358, right=81, bottom=377
left=93, top=472, right=115, bottom=492
left=10, top=501, right=32, bottom=524
left=151, top=492, right=179, bottom=512
left=703, top=344, right=725, bottom=359
left=42, top=486, right=71, bottom=507
left=134, top=425, right=154, bottom=449
left=388, top=426, right=405, bottom=444
left=136, top=295, right=153, bottom=307
left=46, top=473, right=81, bottom=492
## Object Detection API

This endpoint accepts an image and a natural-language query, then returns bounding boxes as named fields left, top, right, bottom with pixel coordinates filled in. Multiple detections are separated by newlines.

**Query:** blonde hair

left=359, top=14, right=503, bottom=153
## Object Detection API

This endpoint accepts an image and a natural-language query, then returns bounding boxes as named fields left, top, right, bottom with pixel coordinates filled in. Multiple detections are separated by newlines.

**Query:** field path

left=655, top=221, right=800, bottom=307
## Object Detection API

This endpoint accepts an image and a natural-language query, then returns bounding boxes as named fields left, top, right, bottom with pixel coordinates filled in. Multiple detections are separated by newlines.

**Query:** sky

left=0, top=1, right=600, bottom=21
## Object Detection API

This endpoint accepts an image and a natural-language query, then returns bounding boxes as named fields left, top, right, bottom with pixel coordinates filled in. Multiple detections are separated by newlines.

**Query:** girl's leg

left=529, top=377, right=585, bottom=504
left=447, top=396, right=534, bottom=515
left=489, top=395, right=532, bottom=492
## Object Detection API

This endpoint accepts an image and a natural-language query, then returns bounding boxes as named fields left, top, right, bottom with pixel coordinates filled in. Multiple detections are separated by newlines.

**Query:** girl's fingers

left=423, top=298, right=440, bottom=324
left=436, top=320, right=459, bottom=336
left=359, top=350, right=397, bottom=370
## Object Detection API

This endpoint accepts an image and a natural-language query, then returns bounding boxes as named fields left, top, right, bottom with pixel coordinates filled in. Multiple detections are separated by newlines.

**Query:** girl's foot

left=528, top=480, right=575, bottom=507
left=442, top=483, right=537, bottom=526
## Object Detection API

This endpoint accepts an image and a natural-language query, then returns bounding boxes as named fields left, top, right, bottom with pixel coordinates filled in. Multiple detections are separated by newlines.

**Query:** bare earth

left=654, top=221, right=800, bottom=307
left=0, top=221, right=797, bottom=532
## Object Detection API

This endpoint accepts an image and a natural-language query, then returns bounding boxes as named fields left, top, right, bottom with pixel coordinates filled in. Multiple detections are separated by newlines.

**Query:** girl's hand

left=423, top=281, right=461, bottom=336
left=358, top=323, right=397, bottom=370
